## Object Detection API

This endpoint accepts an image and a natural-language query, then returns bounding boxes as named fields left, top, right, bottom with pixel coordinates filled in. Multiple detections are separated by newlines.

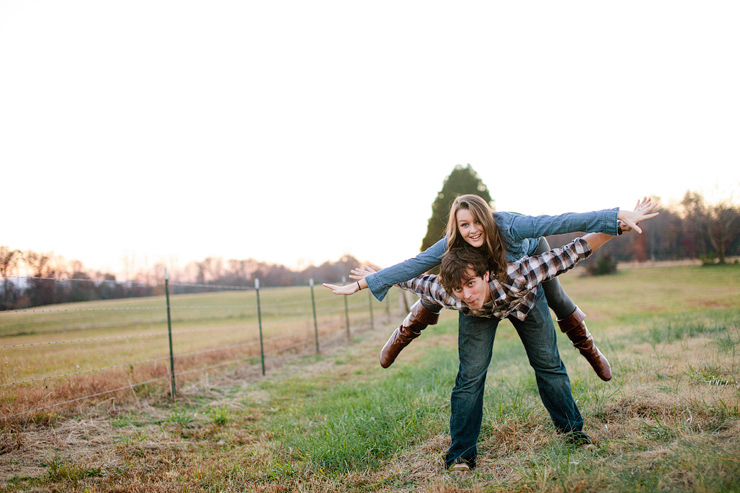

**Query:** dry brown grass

left=0, top=287, right=394, bottom=426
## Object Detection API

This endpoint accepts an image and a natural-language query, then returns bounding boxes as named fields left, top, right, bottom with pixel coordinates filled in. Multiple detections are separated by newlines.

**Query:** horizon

left=2, top=186, right=729, bottom=282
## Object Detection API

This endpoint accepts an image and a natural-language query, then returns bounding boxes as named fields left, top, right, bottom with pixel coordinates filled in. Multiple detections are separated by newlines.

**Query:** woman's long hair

left=445, top=194, right=508, bottom=280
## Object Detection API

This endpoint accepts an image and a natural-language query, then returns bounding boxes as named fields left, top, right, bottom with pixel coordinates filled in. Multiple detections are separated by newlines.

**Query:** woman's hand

left=322, top=282, right=360, bottom=295
left=349, top=265, right=377, bottom=281
left=323, top=272, right=370, bottom=296
left=617, top=197, right=659, bottom=234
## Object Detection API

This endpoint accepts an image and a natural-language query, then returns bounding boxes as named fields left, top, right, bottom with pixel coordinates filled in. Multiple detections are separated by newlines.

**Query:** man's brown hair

left=440, top=245, right=490, bottom=295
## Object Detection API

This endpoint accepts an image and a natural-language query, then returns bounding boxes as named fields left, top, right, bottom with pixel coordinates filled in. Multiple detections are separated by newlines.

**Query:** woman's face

left=456, top=208, right=485, bottom=248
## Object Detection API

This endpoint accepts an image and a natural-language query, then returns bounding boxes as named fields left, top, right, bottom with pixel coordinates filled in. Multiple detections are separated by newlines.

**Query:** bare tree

left=681, top=191, right=740, bottom=263
left=0, top=246, right=21, bottom=309
left=24, top=250, right=65, bottom=306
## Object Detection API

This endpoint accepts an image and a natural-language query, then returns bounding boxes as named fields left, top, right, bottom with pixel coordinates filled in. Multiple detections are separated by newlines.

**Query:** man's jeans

left=445, top=287, right=583, bottom=467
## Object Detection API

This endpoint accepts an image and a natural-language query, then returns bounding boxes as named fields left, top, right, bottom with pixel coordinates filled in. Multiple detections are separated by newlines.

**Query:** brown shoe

left=380, top=301, right=439, bottom=368
left=557, top=307, right=612, bottom=381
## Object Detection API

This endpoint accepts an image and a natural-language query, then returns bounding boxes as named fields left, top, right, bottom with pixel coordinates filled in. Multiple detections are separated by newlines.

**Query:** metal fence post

left=385, top=288, right=391, bottom=323
left=368, top=288, right=374, bottom=330
left=343, top=277, right=350, bottom=341
left=310, top=279, right=320, bottom=353
left=256, top=279, right=265, bottom=376
left=164, top=269, right=176, bottom=399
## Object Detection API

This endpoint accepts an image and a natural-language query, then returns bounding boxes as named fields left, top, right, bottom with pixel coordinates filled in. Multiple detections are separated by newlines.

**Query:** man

left=396, top=232, right=619, bottom=471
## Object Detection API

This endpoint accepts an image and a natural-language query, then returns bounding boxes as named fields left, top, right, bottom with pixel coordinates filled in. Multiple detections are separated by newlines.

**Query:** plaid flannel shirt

left=397, top=237, right=594, bottom=321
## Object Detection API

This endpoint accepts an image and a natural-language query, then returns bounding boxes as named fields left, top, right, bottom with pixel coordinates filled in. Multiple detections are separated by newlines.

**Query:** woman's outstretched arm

left=582, top=197, right=659, bottom=250
left=323, top=276, right=369, bottom=295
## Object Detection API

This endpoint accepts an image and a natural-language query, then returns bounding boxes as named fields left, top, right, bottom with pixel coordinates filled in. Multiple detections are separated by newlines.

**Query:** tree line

left=1, top=186, right=738, bottom=312
left=0, top=249, right=370, bottom=311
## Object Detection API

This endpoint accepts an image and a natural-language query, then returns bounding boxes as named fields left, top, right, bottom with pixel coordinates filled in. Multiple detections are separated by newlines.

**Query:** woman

left=325, top=195, right=658, bottom=380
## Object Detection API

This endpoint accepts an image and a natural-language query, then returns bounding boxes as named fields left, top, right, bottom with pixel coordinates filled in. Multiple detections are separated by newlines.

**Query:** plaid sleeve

left=398, top=274, right=465, bottom=311
left=517, top=237, right=593, bottom=289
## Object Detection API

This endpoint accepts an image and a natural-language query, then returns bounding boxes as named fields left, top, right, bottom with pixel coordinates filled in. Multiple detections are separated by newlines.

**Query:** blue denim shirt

left=365, top=208, right=620, bottom=301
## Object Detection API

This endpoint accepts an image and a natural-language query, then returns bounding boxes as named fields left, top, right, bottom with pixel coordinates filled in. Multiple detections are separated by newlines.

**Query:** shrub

left=701, top=253, right=717, bottom=265
left=585, top=253, right=618, bottom=276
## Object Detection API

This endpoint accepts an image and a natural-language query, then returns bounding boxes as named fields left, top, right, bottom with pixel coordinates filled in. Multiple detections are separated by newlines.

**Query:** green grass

left=1, top=263, right=740, bottom=491
left=265, top=347, right=456, bottom=475
left=46, top=456, right=102, bottom=480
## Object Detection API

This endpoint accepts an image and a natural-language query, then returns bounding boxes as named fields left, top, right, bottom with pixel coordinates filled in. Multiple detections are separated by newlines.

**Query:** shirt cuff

left=604, top=207, right=620, bottom=236
left=365, top=273, right=388, bottom=302
left=574, top=237, right=594, bottom=258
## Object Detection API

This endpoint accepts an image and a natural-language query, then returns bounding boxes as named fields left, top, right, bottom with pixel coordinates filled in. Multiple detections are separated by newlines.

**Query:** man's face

left=451, top=268, right=491, bottom=310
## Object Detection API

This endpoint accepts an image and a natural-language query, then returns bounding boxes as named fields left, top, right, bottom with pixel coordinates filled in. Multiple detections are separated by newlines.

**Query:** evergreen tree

left=421, top=164, right=494, bottom=252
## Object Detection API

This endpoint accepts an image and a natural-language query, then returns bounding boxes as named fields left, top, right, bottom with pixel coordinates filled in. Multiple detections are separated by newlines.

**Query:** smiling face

left=456, top=208, right=486, bottom=248
left=450, top=268, right=491, bottom=310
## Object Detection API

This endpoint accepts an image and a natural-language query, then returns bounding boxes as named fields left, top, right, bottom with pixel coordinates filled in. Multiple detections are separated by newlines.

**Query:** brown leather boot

left=380, top=300, right=439, bottom=368
left=557, top=307, right=612, bottom=381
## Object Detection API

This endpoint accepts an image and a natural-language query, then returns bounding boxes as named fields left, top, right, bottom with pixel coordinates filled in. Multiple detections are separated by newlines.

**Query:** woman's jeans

left=445, top=287, right=583, bottom=467
left=535, top=236, right=577, bottom=319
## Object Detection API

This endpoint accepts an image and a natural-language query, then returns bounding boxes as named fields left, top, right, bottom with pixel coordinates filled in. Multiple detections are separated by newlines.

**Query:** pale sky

left=1, top=1, right=738, bottom=278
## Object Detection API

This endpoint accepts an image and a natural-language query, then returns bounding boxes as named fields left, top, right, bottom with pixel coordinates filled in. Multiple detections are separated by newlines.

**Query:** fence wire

left=0, top=355, right=172, bottom=388
left=1, top=276, right=403, bottom=422
left=2, top=375, right=172, bottom=421
left=1, top=306, right=165, bottom=315
left=0, top=326, right=366, bottom=421
left=1, top=331, right=302, bottom=389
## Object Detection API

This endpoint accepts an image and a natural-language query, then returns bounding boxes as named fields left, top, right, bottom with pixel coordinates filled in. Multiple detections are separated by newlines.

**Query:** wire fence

left=0, top=273, right=406, bottom=425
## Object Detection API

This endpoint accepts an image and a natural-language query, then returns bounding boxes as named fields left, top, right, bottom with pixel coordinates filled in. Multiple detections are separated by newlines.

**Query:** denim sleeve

left=498, top=208, right=619, bottom=260
left=365, top=236, right=447, bottom=301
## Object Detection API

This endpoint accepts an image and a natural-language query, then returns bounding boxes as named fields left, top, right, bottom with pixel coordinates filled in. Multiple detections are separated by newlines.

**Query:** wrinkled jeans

left=445, top=287, right=583, bottom=467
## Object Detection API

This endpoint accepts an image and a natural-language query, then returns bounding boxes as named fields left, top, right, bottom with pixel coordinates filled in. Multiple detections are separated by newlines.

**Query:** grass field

left=0, top=285, right=399, bottom=424
left=1, top=263, right=739, bottom=492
